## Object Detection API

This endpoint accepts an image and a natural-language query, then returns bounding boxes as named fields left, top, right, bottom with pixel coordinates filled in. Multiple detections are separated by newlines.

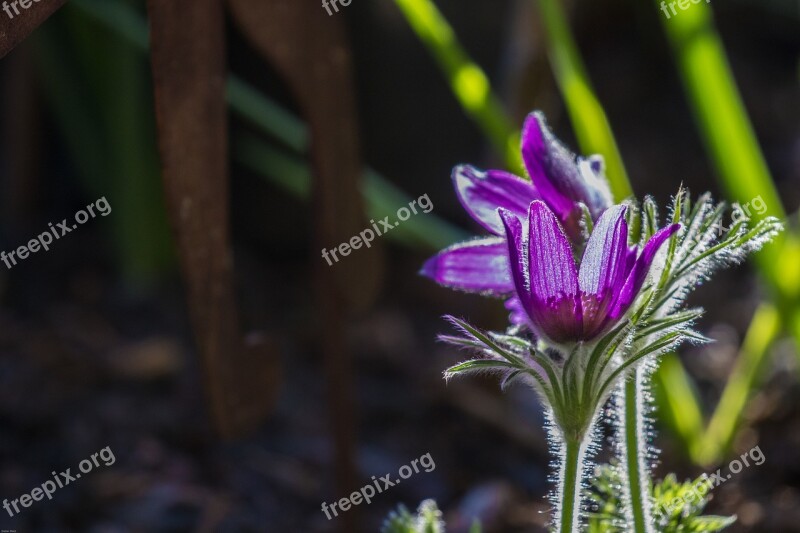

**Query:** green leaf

left=447, top=318, right=526, bottom=367
left=444, top=359, right=518, bottom=379
left=381, top=500, right=448, bottom=533
left=381, top=504, right=417, bottom=533
left=587, top=465, right=736, bottom=533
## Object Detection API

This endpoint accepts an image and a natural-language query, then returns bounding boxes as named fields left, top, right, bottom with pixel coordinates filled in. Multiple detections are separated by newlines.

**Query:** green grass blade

left=654, top=353, right=705, bottom=461
left=393, top=0, right=520, bottom=171
left=656, top=0, right=799, bottom=298
left=234, top=133, right=468, bottom=250
left=227, top=78, right=308, bottom=154
left=698, top=303, right=781, bottom=464
left=35, top=3, right=173, bottom=284
left=536, top=0, right=633, bottom=201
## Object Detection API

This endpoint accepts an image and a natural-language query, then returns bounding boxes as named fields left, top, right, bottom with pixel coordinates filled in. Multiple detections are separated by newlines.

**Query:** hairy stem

left=558, top=435, right=584, bottom=533
left=623, top=371, right=652, bottom=533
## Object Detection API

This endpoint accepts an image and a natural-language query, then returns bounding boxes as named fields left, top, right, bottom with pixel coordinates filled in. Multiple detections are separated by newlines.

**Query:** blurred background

left=0, top=0, right=798, bottom=531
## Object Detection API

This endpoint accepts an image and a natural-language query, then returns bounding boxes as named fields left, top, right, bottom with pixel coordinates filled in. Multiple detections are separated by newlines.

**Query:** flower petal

left=526, top=201, right=583, bottom=342
left=453, top=165, right=540, bottom=235
left=505, top=297, right=533, bottom=328
left=499, top=209, right=531, bottom=310
left=521, top=113, right=577, bottom=221
left=521, top=112, right=613, bottom=222
left=578, top=205, right=629, bottom=334
left=576, top=155, right=614, bottom=218
left=611, top=223, right=681, bottom=318
left=420, top=237, right=513, bottom=295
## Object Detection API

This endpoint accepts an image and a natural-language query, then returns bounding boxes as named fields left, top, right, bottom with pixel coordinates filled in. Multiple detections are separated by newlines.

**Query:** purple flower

left=521, top=112, right=613, bottom=233
left=421, top=111, right=612, bottom=299
left=500, top=201, right=679, bottom=343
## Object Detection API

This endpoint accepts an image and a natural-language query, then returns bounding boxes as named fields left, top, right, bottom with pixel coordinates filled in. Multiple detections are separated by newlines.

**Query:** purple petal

left=499, top=209, right=531, bottom=311
left=586, top=154, right=604, bottom=175
left=624, top=245, right=638, bottom=276
left=521, top=113, right=577, bottom=221
left=576, top=156, right=614, bottom=218
left=505, top=297, right=533, bottom=328
left=611, top=223, right=681, bottom=318
left=453, top=165, right=540, bottom=235
left=578, top=205, right=630, bottom=335
left=521, top=112, right=613, bottom=222
left=526, top=201, right=583, bottom=342
left=420, top=237, right=513, bottom=295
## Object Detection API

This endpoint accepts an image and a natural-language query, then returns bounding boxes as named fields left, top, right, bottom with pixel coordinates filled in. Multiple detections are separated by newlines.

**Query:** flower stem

left=559, top=435, right=583, bottom=533
left=623, top=371, right=652, bottom=533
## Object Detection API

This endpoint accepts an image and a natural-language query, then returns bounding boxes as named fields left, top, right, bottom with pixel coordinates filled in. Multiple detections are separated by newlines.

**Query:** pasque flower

left=424, top=111, right=783, bottom=533
left=500, top=202, right=679, bottom=343
left=421, top=111, right=613, bottom=298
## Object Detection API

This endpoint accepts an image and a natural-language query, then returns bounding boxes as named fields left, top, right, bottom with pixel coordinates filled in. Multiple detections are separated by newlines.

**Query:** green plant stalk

left=623, top=373, right=652, bottom=533
left=656, top=304, right=781, bottom=465
left=559, top=436, right=583, bottom=533
left=600, top=264, right=648, bottom=524
left=392, top=0, right=520, bottom=172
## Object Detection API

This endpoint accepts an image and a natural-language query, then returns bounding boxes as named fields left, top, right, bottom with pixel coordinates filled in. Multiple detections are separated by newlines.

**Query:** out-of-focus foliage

left=587, top=465, right=736, bottom=533
left=56, top=0, right=469, bottom=254
left=381, top=500, right=446, bottom=533
left=536, top=0, right=632, bottom=201
left=393, top=0, right=520, bottom=172
left=33, top=0, right=173, bottom=285
left=381, top=500, right=482, bottom=533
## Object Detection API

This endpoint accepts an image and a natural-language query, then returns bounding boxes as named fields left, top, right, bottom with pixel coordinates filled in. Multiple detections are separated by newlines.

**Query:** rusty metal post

left=227, top=2, right=384, bottom=530
left=148, top=0, right=281, bottom=438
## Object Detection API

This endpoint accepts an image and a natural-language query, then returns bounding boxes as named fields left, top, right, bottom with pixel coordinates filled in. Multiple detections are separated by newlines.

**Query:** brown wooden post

left=147, top=0, right=281, bottom=438
left=226, top=1, right=383, bottom=530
